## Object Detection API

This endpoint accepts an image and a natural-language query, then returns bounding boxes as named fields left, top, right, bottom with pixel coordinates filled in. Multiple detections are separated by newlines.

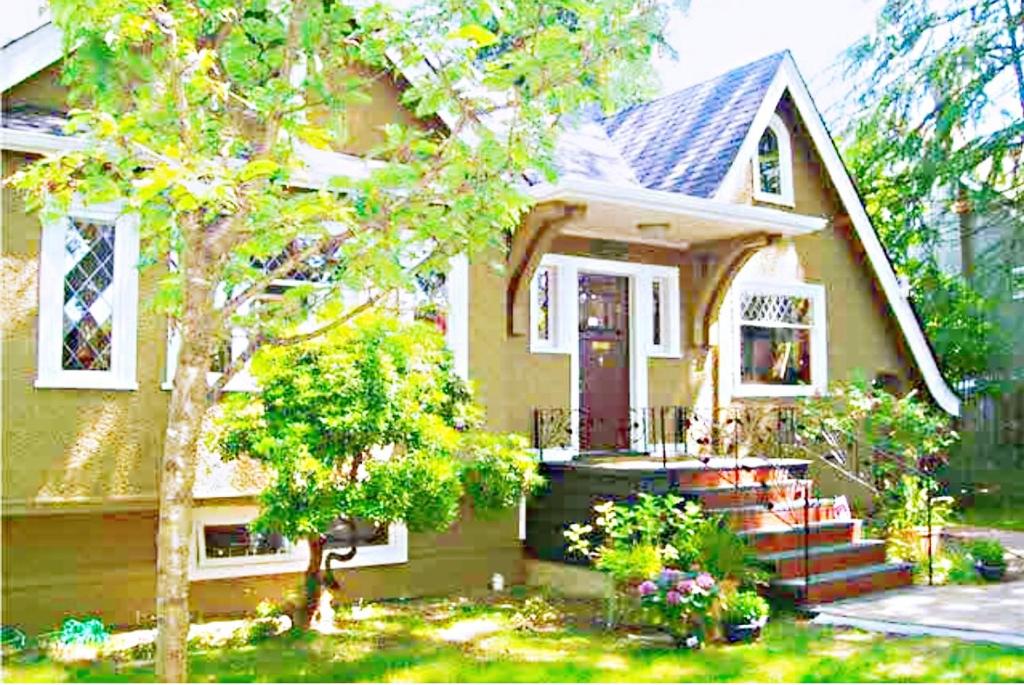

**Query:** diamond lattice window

left=737, top=289, right=819, bottom=388
left=62, top=219, right=117, bottom=371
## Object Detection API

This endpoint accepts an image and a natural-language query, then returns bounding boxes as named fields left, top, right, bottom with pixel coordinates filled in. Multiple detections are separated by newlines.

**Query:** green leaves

left=216, top=313, right=536, bottom=542
left=449, top=24, right=499, bottom=47
left=840, top=0, right=1023, bottom=384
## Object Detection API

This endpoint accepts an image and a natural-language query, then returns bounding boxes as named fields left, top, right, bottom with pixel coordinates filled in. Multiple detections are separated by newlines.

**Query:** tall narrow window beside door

left=652, top=278, right=662, bottom=347
left=36, top=206, right=139, bottom=390
left=732, top=282, right=826, bottom=397
left=530, top=265, right=559, bottom=352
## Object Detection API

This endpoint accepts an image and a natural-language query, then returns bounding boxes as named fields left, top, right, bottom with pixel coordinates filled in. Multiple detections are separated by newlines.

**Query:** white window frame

left=529, top=263, right=560, bottom=353
left=1012, top=265, right=1024, bottom=301
left=728, top=280, right=827, bottom=398
left=751, top=114, right=795, bottom=207
left=646, top=273, right=680, bottom=358
left=35, top=202, right=139, bottom=391
left=190, top=505, right=409, bottom=581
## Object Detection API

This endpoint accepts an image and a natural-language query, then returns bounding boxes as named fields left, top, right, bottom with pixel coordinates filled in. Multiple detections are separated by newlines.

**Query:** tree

left=838, top=0, right=1023, bottom=385
left=215, top=312, right=540, bottom=629
left=6, top=0, right=680, bottom=679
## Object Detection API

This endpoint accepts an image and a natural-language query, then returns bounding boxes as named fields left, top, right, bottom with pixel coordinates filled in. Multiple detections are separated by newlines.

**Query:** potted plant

left=720, top=589, right=770, bottom=643
left=881, top=475, right=954, bottom=562
left=966, top=538, right=1007, bottom=581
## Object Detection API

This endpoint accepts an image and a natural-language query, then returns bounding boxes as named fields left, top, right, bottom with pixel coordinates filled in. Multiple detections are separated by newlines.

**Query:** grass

left=3, top=596, right=1023, bottom=683
left=958, top=504, right=1024, bottom=532
left=953, top=491, right=1024, bottom=531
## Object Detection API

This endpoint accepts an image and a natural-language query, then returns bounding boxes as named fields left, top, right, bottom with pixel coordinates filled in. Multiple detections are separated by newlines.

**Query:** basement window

left=35, top=204, right=139, bottom=390
left=731, top=282, right=827, bottom=397
left=191, top=506, right=306, bottom=580
left=752, top=114, right=794, bottom=207
left=190, top=506, right=408, bottom=580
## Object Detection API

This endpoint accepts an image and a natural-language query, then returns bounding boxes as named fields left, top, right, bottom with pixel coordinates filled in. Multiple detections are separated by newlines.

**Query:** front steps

left=680, top=457, right=912, bottom=604
left=525, top=456, right=910, bottom=605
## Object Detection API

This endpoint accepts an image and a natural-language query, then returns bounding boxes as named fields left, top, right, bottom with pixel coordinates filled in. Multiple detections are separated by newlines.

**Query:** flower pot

left=975, top=562, right=1007, bottom=581
left=891, top=525, right=943, bottom=561
left=723, top=617, right=767, bottom=643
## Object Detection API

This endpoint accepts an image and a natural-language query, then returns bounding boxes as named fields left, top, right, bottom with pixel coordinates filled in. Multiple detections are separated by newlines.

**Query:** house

left=2, top=22, right=960, bottom=632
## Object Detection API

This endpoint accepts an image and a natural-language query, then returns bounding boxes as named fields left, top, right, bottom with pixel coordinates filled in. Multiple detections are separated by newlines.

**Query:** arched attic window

left=752, top=114, right=794, bottom=206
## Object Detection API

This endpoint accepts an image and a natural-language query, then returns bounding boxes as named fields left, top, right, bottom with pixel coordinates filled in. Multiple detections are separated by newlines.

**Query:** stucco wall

left=2, top=505, right=522, bottom=633
left=2, top=151, right=170, bottom=513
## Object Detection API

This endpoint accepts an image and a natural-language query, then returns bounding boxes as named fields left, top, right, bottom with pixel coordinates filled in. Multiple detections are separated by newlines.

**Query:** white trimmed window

left=731, top=282, right=827, bottom=397
left=163, top=277, right=334, bottom=392
left=1012, top=265, right=1024, bottom=301
left=36, top=204, right=139, bottom=390
left=530, top=264, right=559, bottom=352
left=190, top=505, right=408, bottom=580
left=752, top=114, right=794, bottom=207
left=647, top=273, right=680, bottom=357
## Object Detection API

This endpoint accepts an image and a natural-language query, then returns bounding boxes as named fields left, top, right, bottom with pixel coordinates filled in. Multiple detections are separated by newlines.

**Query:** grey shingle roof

left=555, top=51, right=787, bottom=198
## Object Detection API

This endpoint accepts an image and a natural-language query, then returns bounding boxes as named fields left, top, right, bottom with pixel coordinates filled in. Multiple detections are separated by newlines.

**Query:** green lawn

left=4, top=597, right=1023, bottom=683
left=957, top=497, right=1024, bottom=532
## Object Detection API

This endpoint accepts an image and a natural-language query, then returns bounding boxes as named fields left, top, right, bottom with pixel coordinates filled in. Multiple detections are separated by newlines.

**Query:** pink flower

left=676, top=579, right=695, bottom=594
left=637, top=580, right=657, bottom=596
left=696, top=572, right=715, bottom=590
left=665, top=590, right=683, bottom=605
left=660, top=568, right=683, bottom=584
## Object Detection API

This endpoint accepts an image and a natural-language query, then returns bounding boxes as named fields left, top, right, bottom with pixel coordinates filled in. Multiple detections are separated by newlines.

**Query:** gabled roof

left=554, top=52, right=785, bottom=198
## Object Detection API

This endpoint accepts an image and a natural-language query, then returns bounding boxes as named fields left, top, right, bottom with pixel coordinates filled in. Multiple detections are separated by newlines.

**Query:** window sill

left=529, top=342, right=566, bottom=355
left=35, top=376, right=138, bottom=391
left=648, top=347, right=682, bottom=359
left=191, top=557, right=308, bottom=581
left=732, top=383, right=821, bottom=398
left=752, top=190, right=795, bottom=208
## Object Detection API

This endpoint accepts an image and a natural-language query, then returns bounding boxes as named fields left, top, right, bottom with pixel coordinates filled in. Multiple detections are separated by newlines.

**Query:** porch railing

left=531, top=405, right=800, bottom=465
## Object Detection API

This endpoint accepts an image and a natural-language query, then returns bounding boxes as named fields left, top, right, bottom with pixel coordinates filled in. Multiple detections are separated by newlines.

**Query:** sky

left=4, top=0, right=884, bottom=119
left=653, top=0, right=885, bottom=118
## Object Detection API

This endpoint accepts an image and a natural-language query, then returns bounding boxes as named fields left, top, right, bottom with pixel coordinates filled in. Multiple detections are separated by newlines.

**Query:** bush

left=965, top=538, right=1007, bottom=567
left=694, top=518, right=770, bottom=590
left=719, top=590, right=769, bottom=626
left=564, top=493, right=707, bottom=584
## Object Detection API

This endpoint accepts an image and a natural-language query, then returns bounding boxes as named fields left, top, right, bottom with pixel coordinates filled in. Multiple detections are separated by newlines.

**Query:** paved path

left=810, top=579, right=1024, bottom=647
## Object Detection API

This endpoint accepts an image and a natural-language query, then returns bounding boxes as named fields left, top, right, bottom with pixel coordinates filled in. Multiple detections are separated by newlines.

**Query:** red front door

left=578, top=273, right=630, bottom=451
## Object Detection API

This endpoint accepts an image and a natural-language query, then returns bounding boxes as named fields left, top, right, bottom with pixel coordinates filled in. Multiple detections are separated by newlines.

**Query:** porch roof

left=529, top=177, right=827, bottom=248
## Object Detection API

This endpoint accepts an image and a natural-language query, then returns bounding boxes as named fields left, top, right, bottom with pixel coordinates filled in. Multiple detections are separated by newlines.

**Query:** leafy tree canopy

left=838, top=0, right=1023, bottom=385
left=215, top=312, right=542, bottom=622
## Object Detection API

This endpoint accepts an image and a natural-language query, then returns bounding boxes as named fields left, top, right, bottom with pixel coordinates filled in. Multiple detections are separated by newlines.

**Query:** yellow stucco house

left=1, top=24, right=959, bottom=632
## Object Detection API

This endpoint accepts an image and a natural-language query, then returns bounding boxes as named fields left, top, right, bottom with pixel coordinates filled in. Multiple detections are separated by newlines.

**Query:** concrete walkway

left=810, top=580, right=1024, bottom=647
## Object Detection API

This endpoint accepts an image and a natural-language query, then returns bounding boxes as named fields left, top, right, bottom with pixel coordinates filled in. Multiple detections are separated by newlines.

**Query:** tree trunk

left=155, top=265, right=216, bottom=682
left=300, top=535, right=326, bottom=631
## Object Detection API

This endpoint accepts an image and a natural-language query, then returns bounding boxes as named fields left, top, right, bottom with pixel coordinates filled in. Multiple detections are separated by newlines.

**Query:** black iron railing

left=531, top=405, right=800, bottom=465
